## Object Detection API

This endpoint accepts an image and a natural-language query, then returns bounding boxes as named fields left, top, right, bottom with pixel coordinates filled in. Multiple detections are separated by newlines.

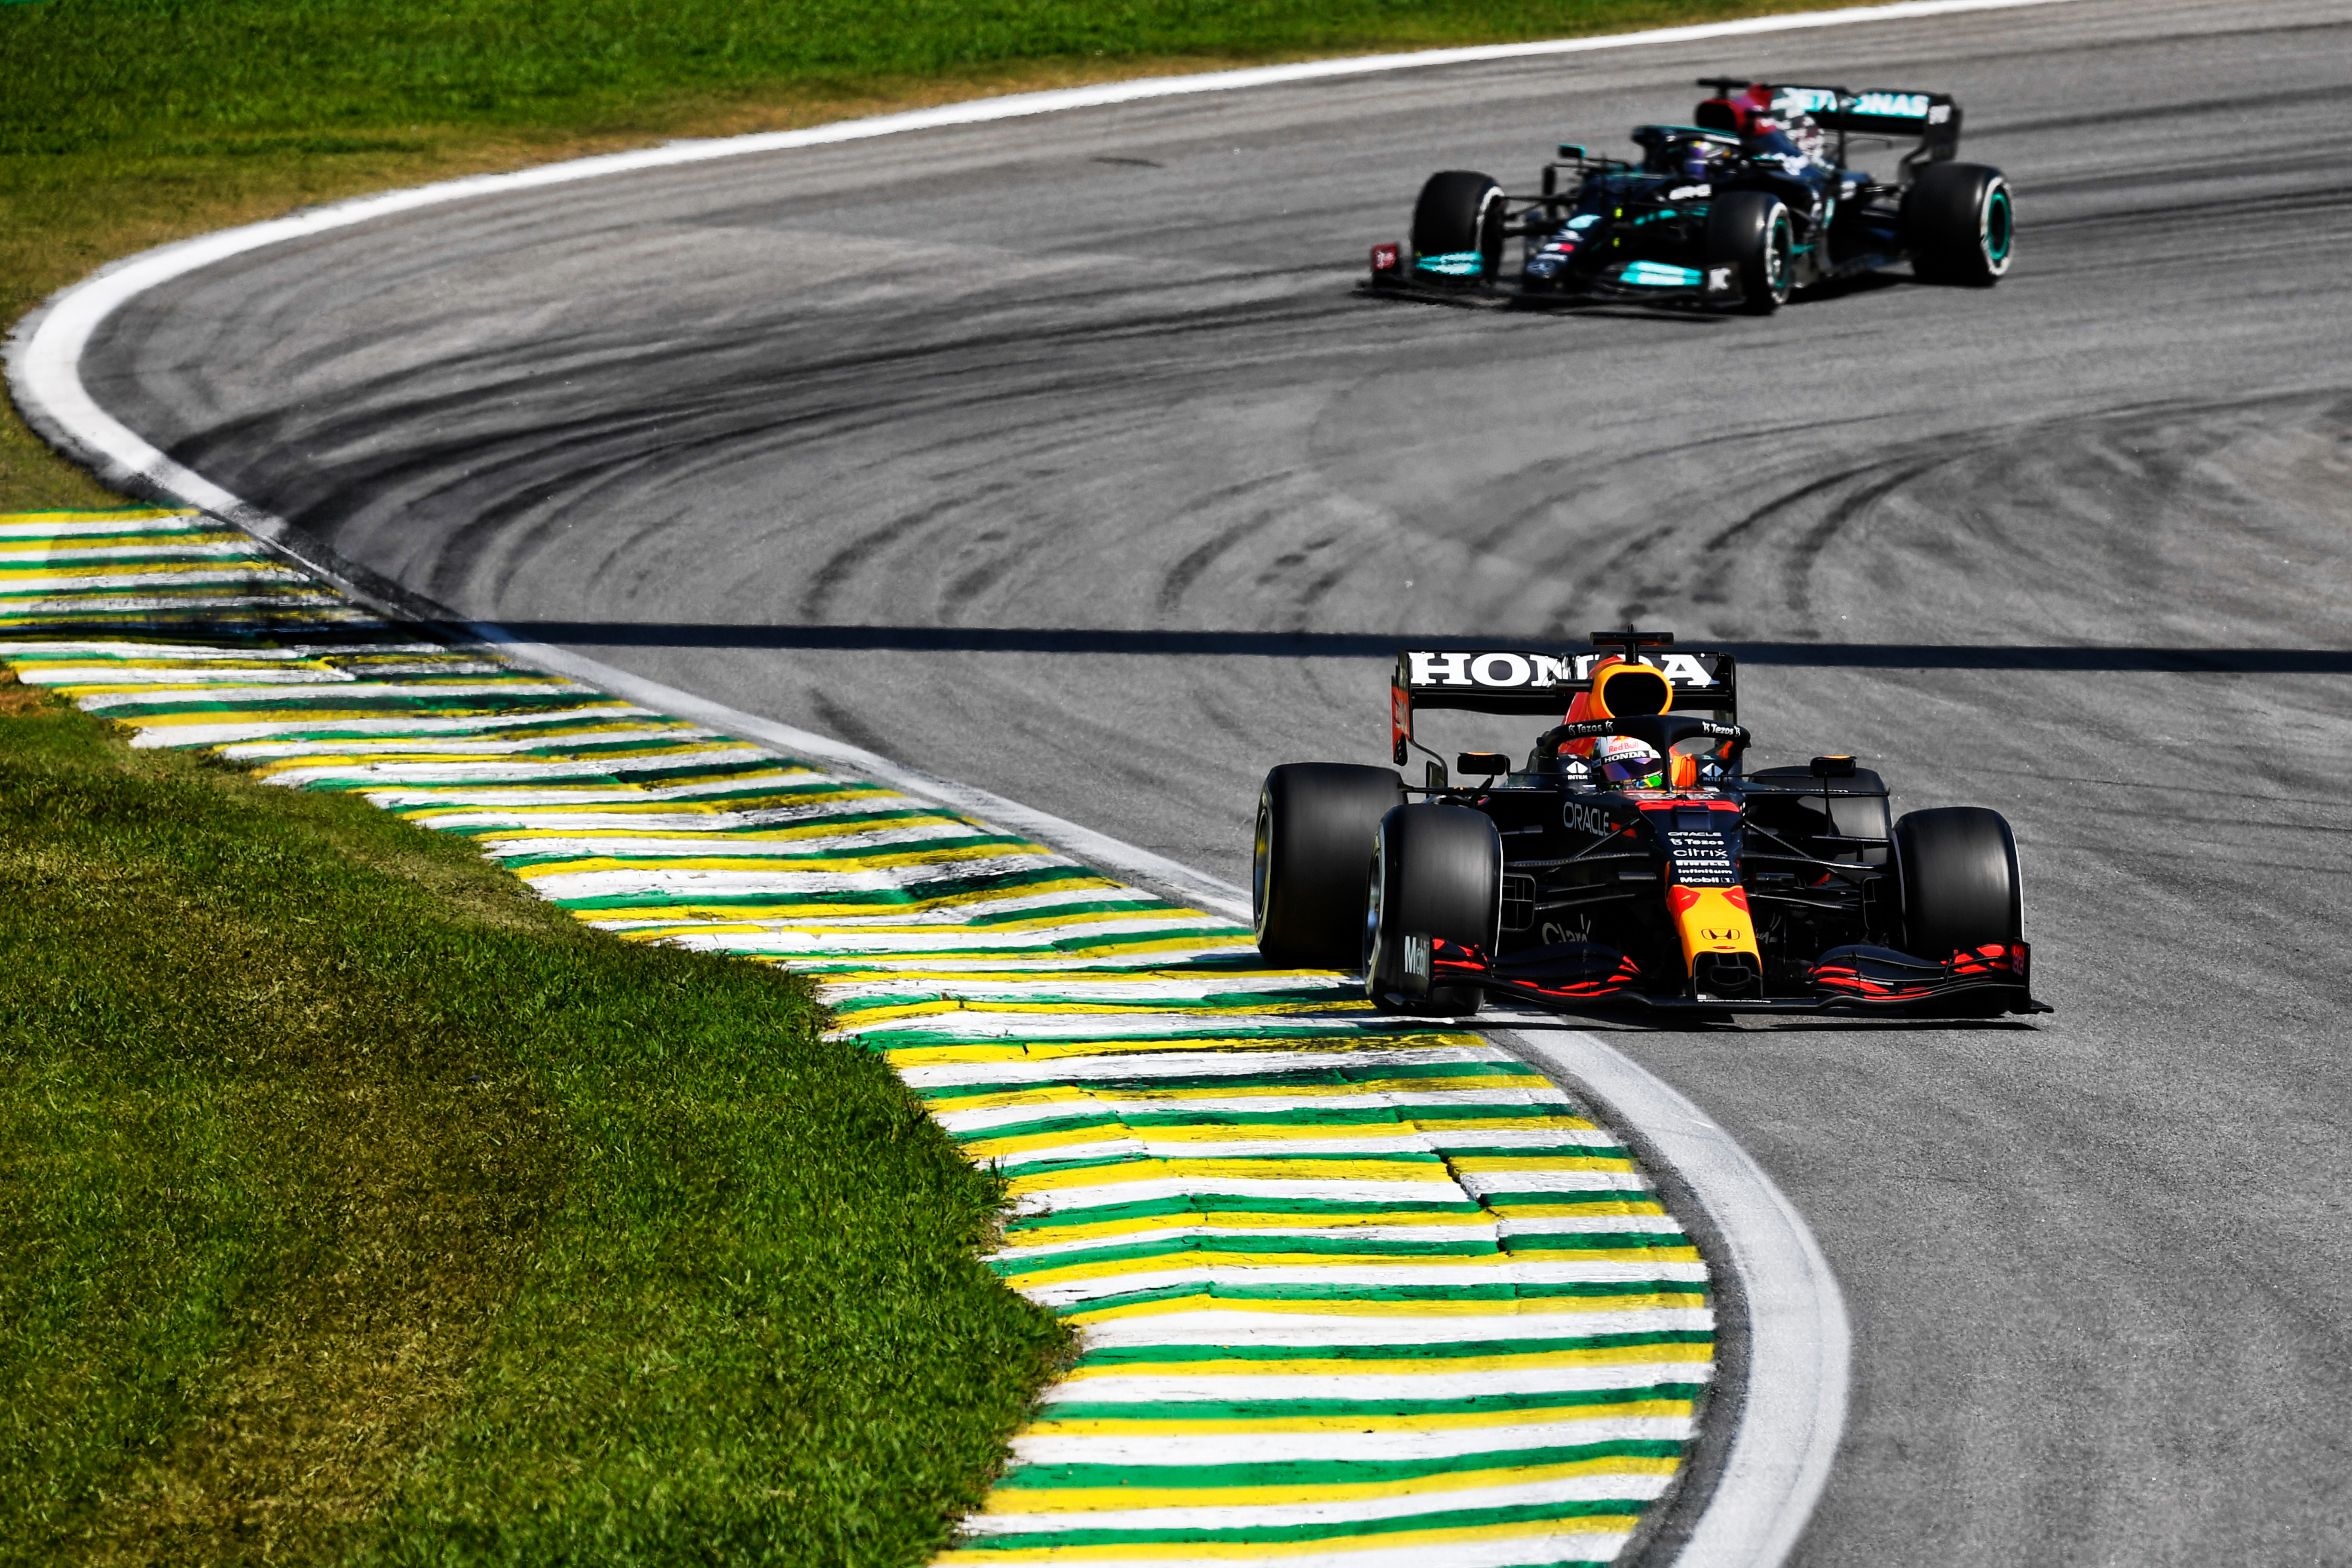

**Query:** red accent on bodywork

left=1813, top=940, right=2033, bottom=1001
left=1431, top=938, right=1643, bottom=1001
left=1664, top=885, right=1748, bottom=916
left=1371, top=242, right=1402, bottom=272
left=1948, top=941, right=2030, bottom=979
left=1811, top=966, right=1935, bottom=1001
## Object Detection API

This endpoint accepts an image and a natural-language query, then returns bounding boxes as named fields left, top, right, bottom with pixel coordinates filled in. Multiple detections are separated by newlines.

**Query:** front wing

left=1428, top=938, right=2050, bottom=1017
left=1366, top=245, right=1745, bottom=307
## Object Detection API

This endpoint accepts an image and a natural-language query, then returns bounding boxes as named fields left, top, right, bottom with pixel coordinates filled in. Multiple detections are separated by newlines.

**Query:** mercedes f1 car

left=1252, top=632, right=2047, bottom=1017
left=1366, top=78, right=2015, bottom=312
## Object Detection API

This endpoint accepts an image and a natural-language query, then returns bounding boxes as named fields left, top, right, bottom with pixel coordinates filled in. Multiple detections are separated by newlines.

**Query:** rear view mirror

left=1810, top=754, right=1859, bottom=778
left=1457, top=751, right=1510, bottom=776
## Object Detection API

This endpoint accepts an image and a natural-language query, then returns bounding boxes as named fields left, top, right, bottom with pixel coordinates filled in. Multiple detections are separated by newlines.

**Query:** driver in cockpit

left=1714, top=83, right=1837, bottom=210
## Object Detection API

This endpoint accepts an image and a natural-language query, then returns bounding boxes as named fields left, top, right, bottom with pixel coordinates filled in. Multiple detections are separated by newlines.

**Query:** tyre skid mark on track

left=0, top=507, right=1719, bottom=1568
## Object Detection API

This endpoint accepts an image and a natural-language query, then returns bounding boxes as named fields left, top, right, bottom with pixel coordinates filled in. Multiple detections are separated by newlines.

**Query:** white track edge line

left=0, top=3, right=2002, bottom=1557
left=1502, top=1026, right=1852, bottom=1568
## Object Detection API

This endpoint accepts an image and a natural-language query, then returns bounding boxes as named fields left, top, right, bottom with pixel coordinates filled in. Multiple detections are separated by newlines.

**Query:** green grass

left=1, top=0, right=1853, bottom=149
left=0, top=675, right=1069, bottom=1566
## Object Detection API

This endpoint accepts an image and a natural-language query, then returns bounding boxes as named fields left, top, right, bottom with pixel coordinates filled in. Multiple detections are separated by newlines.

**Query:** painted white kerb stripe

left=0, top=2, right=1977, bottom=1556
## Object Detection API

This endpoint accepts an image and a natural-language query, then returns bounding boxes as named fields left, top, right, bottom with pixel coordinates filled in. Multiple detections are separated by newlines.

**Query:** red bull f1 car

left=1366, top=77, right=2015, bottom=312
left=1252, top=632, right=2047, bottom=1017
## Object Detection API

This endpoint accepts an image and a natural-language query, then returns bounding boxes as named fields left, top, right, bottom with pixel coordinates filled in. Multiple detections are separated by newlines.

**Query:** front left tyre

left=1411, top=171, right=1506, bottom=283
left=1905, top=162, right=2015, bottom=286
left=1364, top=803, right=1502, bottom=1016
left=1707, top=190, right=1794, bottom=314
left=1255, top=763, right=1406, bottom=966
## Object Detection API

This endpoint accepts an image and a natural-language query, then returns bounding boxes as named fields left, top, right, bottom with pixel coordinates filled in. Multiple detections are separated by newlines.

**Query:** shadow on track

left=480, top=623, right=2352, bottom=673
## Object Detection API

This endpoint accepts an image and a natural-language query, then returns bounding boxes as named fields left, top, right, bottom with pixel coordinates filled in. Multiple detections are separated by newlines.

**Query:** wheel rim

left=1479, top=187, right=1505, bottom=278
left=1251, top=797, right=1272, bottom=937
left=1767, top=212, right=1792, bottom=299
left=1362, top=840, right=1387, bottom=989
left=1983, top=186, right=2015, bottom=266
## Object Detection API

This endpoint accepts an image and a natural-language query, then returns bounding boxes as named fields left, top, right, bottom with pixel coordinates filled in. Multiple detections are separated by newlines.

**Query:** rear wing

left=1390, top=647, right=1738, bottom=765
left=1770, top=83, right=1961, bottom=170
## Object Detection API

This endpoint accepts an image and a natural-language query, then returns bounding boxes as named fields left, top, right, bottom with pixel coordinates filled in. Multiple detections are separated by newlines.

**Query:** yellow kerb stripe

left=881, top=1031, right=1485, bottom=1069
left=1004, top=1209, right=1497, bottom=1247
left=983, top=1454, right=1681, bottom=1513
left=937, top=1510, right=1641, bottom=1560
left=1006, top=1158, right=1449, bottom=1197
left=1055, top=1343, right=1713, bottom=1382
left=926, top=1075, right=1559, bottom=1112
left=1002, top=1247, right=1701, bottom=1289
left=1063, top=1291, right=1709, bottom=1325
left=961, top=1117, right=1605, bottom=1160
left=1026, top=1399, right=1691, bottom=1436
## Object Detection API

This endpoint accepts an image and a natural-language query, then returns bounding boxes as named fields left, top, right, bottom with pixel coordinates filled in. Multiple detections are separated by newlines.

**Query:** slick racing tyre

left=1895, top=806, right=2023, bottom=960
left=1707, top=190, right=1794, bottom=314
left=1364, top=803, right=1502, bottom=1016
left=1411, top=171, right=1506, bottom=283
left=1906, top=162, right=2015, bottom=285
left=1255, top=763, right=1405, bottom=967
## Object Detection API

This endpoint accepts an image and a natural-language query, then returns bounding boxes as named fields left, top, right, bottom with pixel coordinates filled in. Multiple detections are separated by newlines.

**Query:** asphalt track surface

left=70, top=0, right=2352, bottom=1561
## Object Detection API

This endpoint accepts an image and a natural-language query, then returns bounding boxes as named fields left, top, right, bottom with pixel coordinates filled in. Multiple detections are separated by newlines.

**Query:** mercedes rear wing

left=1390, top=643, right=1738, bottom=766
left=1770, top=83, right=1961, bottom=172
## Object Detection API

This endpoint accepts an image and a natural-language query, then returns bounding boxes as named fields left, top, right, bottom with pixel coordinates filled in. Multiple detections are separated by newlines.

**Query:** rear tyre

left=1895, top=806, right=2022, bottom=959
left=1255, top=763, right=1405, bottom=966
left=1411, top=171, right=1505, bottom=282
left=1707, top=190, right=1793, bottom=314
left=1364, top=803, right=1502, bottom=1016
left=1906, top=163, right=2014, bottom=285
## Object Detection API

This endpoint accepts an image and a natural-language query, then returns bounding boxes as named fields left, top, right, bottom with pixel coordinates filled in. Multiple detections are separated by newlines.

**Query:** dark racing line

left=1253, top=631, right=2048, bottom=1018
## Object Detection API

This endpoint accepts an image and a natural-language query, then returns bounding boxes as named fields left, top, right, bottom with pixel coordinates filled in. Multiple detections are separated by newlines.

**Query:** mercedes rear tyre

left=1255, top=763, right=1406, bottom=967
left=1895, top=806, right=2023, bottom=960
left=1707, top=190, right=1793, bottom=314
left=1905, top=163, right=2015, bottom=286
left=1411, top=171, right=1506, bottom=283
left=1364, top=803, right=1502, bottom=1016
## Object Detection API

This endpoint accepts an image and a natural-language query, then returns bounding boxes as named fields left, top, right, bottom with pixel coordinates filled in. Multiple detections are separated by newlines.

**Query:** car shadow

left=1352, top=283, right=1728, bottom=325
left=1500, top=1011, right=2042, bottom=1035
left=1791, top=269, right=1915, bottom=304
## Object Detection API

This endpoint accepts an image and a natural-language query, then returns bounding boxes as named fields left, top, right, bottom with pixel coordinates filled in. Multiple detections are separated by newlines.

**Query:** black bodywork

left=1372, top=80, right=1969, bottom=306
left=1390, top=638, right=2046, bottom=1015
